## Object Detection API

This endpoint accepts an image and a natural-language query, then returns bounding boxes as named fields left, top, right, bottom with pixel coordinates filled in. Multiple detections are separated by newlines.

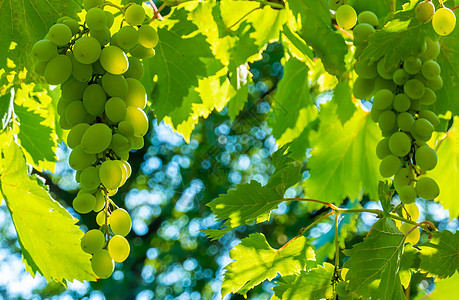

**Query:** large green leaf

left=428, top=272, right=459, bottom=299
left=272, top=263, right=335, bottom=300
left=15, top=105, right=56, bottom=166
left=0, top=0, right=81, bottom=75
left=343, top=218, right=405, bottom=299
left=0, top=91, right=13, bottom=130
left=419, top=230, right=459, bottom=279
left=288, top=0, right=347, bottom=77
left=221, top=233, right=315, bottom=297
left=149, top=8, right=214, bottom=120
left=429, top=117, right=459, bottom=218
left=0, top=136, right=96, bottom=283
left=332, top=79, right=356, bottom=124
left=304, top=105, right=382, bottom=205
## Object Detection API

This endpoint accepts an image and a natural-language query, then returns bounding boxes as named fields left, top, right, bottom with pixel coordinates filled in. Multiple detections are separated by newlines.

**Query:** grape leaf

left=428, top=118, right=459, bottom=217
left=221, top=233, right=315, bottom=297
left=14, top=105, right=56, bottom=166
left=288, top=0, right=347, bottom=76
left=343, top=217, right=405, bottom=299
left=149, top=8, right=214, bottom=120
left=419, top=230, right=459, bottom=279
left=349, top=0, right=410, bottom=18
left=359, top=8, right=436, bottom=71
left=272, top=263, right=334, bottom=300
left=0, top=136, right=96, bottom=283
left=0, top=91, right=13, bottom=130
left=332, top=79, right=356, bottom=124
left=0, top=0, right=81, bottom=76
left=304, top=105, right=382, bottom=206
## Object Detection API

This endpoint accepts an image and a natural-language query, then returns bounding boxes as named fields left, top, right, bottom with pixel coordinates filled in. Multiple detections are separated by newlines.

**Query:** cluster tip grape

left=32, top=0, right=159, bottom=279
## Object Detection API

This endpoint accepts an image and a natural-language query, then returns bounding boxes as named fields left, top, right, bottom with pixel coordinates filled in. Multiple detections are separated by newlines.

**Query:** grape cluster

left=32, top=0, right=158, bottom=279
left=352, top=11, right=442, bottom=205
left=415, top=0, right=456, bottom=36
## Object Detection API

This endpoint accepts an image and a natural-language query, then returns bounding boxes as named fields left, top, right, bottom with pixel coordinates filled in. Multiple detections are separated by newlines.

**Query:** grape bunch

left=415, top=0, right=456, bottom=36
left=32, top=0, right=158, bottom=279
left=352, top=11, right=442, bottom=205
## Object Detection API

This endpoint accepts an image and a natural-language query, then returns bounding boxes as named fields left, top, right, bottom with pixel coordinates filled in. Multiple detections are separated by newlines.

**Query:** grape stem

left=334, top=24, right=354, bottom=40
left=226, top=7, right=261, bottom=31
left=452, top=5, right=459, bottom=11
left=390, top=0, right=396, bottom=13
left=103, top=1, right=125, bottom=14
left=150, top=1, right=165, bottom=21
left=333, top=210, right=340, bottom=299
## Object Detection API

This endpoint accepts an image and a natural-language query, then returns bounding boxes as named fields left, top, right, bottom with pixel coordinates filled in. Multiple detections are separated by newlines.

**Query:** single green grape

left=138, top=25, right=159, bottom=48
left=47, top=24, right=72, bottom=46
left=418, top=110, right=440, bottom=127
left=336, top=5, right=357, bottom=29
left=80, top=123, right=113, bottom=154
left=393, top=93, right=411, bottom=112
left=69, top=145, right=97, bottom=171
left=424, top=75, right=443, bottom=91
left=83, top=84, right=107, bottom=116
left=379, top=154, right=401, bottom=177
left=392, top=69, right=410, bottom=86
left=403, top=56, right=423, bottom=75
left=99, top=160, right=123, bottom=190
left=32, top=39, right=57, bottom=62
left=132, top=136, right=144, bottom=150
left=81, top=229, right=105, bottom=254
left=420, top=38, right=440, bottom=60
left=419, top=87, right=437, bottom=105
left=389, top=131, right=412, bottom=157
left=421, top=60, right=441, bottom=80
left=118, top=121, right=135, bottom=138
left=84, top=0, right=103, bottom=10
left=96, top=210, right=109, bottom=226
left=105, top=97, right=127, bottom=123
left=94, top=190, right=105, bottom=212
left=80, top=166, right=101, bottom=190
left=116, top=26, right=139, bottom=50
left=415, top=145, right=437, bottom=171
left=101, top=73, right=128, bottom=98
left=73, top=193, right=96, bottom=214
left=62, top=18, right=80, bottom=35
left=86, top=7, right=107, bottom=31
left=372, top=89, right=393, bottom=110
left=65, top=100, right=87, bottom=126
left=357, top=11, right=379, bottom=27
left=130, top=44, right=155, bottom=59
left=413, top=118, right=434, bottom=140
left=394, top=167, right=413, bottom=191
left=110, top=134, right=131, bottom=152
left=415, top=177, right=440, bottom=200
left=73, top=36, right=101, bottom=64
left=125, top=78, right=147, bottom=109
left=91, top=249, right=114, bottom=279
left=432, top=7, right=456, bottom=36
left=353, top=23, right=375, bottom=45
left=415, top=1, right=435, bottom=24
left=109, top=208, right=132, bottom=236
left=124, top=107, right=149, bottom=137
left=108, top=235, right=130, bottom=262
left=99, top=46, right=129, bottom=75
left=124, top=57, right=144, bottom=80
left=404, top=79, right=425, bottom=99
left=44, top=54, right=72, bottom=85
left=67, top=123, right=90, bottom=149
left=376, top=138, right=391, bottom=159
left=69, top=53, right=93, bottom=83
left=398, top=185, right=417, bottom=204
left=377, top=110, right=397, bottom=134
left=353, top=77, right=375, bottom=99
left=125, top=4, right=146, bottom=26
left=90, top=26, right=111, bottom=46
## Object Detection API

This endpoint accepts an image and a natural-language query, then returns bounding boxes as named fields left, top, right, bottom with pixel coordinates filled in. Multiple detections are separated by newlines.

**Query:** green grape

left=80, top=166, right=101, bottom=190
left=62, top=18, right=80, bottom=36
left=105, top=11, right=114, bottom=28
left=118, top=121, right=135, bottom=138
left=354, top=59, right=377, bottom=79
left=130, top=44, right=155, bottom=59
left=353, top=23, right=375, bottom=45
left=57, top=97, right=73, bottom=116
left=403, top=79, right=425, bottom=99
left=421, top=60, right=441, bottom=80
left=389, top=132, right=411, bottom=157
left=379, top=154, right=401, bottom=177
left=108, top=235, right=130, bottom=262
left=84, top=0, right=103, bottom=10
left=73, top=36, right=101, bottom=64
left=67, top=123, right=90, bottom=149
left=99, top=160, right=123, bottom=190
left=101, top=73, right=128, bottom=98
left=415, top=39, right=428, bottom=56
left=420, top=38, right=440, bottom=60
left=109, top=32, right=120, bottom=48
left=44, top=54, right=72, bottom=85
left=83, top=84, right=107, bottom=116
left=400, top=223, right=420, bottom=245
left=109, top=208, right=131, bottom=236
left=402, top=203, right=419, bottom=221
left=61, top=76, right=87, bottom=101
left=432, top=7, right=456, bottom=36
left=90, top=26, right=111, bottom=46
left=32, top=39, right=57, bottom=62
left=73, top=193, right=96, bottom=214
left=398, top=185, right=417, bottom=204
left=105, top=97, right=127, bottom=123
left=419, top=87, right=436, bottom=105
left=92, top=59, right=106, bottom=75
left=99, top=46, right=129, bottom=75
left=114, top=150, right=130, bottom=161
left=81, top=229, right=105, bottom=254
left=415, top=177, right=439, bottom=200
left=59, top=115, right=72, bottom=130
left=47, top=24, right=72, bottom=47
left=125, top=78, right=147, bottom=109
left=403, top=56, right=422, bottom=75
left=413, top=118, right=434, bottom=140
left=80, top=123, right=112, bottom=154
left=132, top=136, right=144, bottom=150
left=376, top=138, right=391, bottom=159
left=415, top=145, right=437, bottom=171
left=125, top=4, right=146, bottom=26
left=372, top=89, right=393, bottom=110
left=125, top=107, right=149, bottom=137
left=418, top=110, right=440, bottom=127
left=86, top=7, right=107, bottom=31
left=377, top=59, right=394, bottom=80
left=138, top=25, right=159, bottom=48
left=392, top=69, right=409, bottom=86
left=69, top=145, right=97, bottom=170
left=34, top=61, right=47, bottom=76
left=115, top=160, right=129, bottom=185
left=124, top=57, right=144, bottom=80
left=69, top=53, right=93, bottom=82
left=94, top=190, right=105, bottom=212
left=122, top=160, right=132, bottom=179
left=393, top=93, right=411, bottom=112
left=415, top=1, right=435, bottom=24
left=370, top=107, right=382, bottom=122
left=110, top=134, right=131, bottom=152
left=377, top=110, right=397, bottom=133
left=336, top=5, right=357, bottom=29
left=357, top=11, right=379, bottom=27
left=96, top=210, right=109, bottom=226
left=352, top=77, right=374, bottom=99
left=91, top=249, right=114, bottom=279
left=116, top=26, right=138, bottom=50
left=394, top=167, right=413, bottom=191
left=65, top=101, right=87, bottom=126
left=424, top=75, right=443, bottom=91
